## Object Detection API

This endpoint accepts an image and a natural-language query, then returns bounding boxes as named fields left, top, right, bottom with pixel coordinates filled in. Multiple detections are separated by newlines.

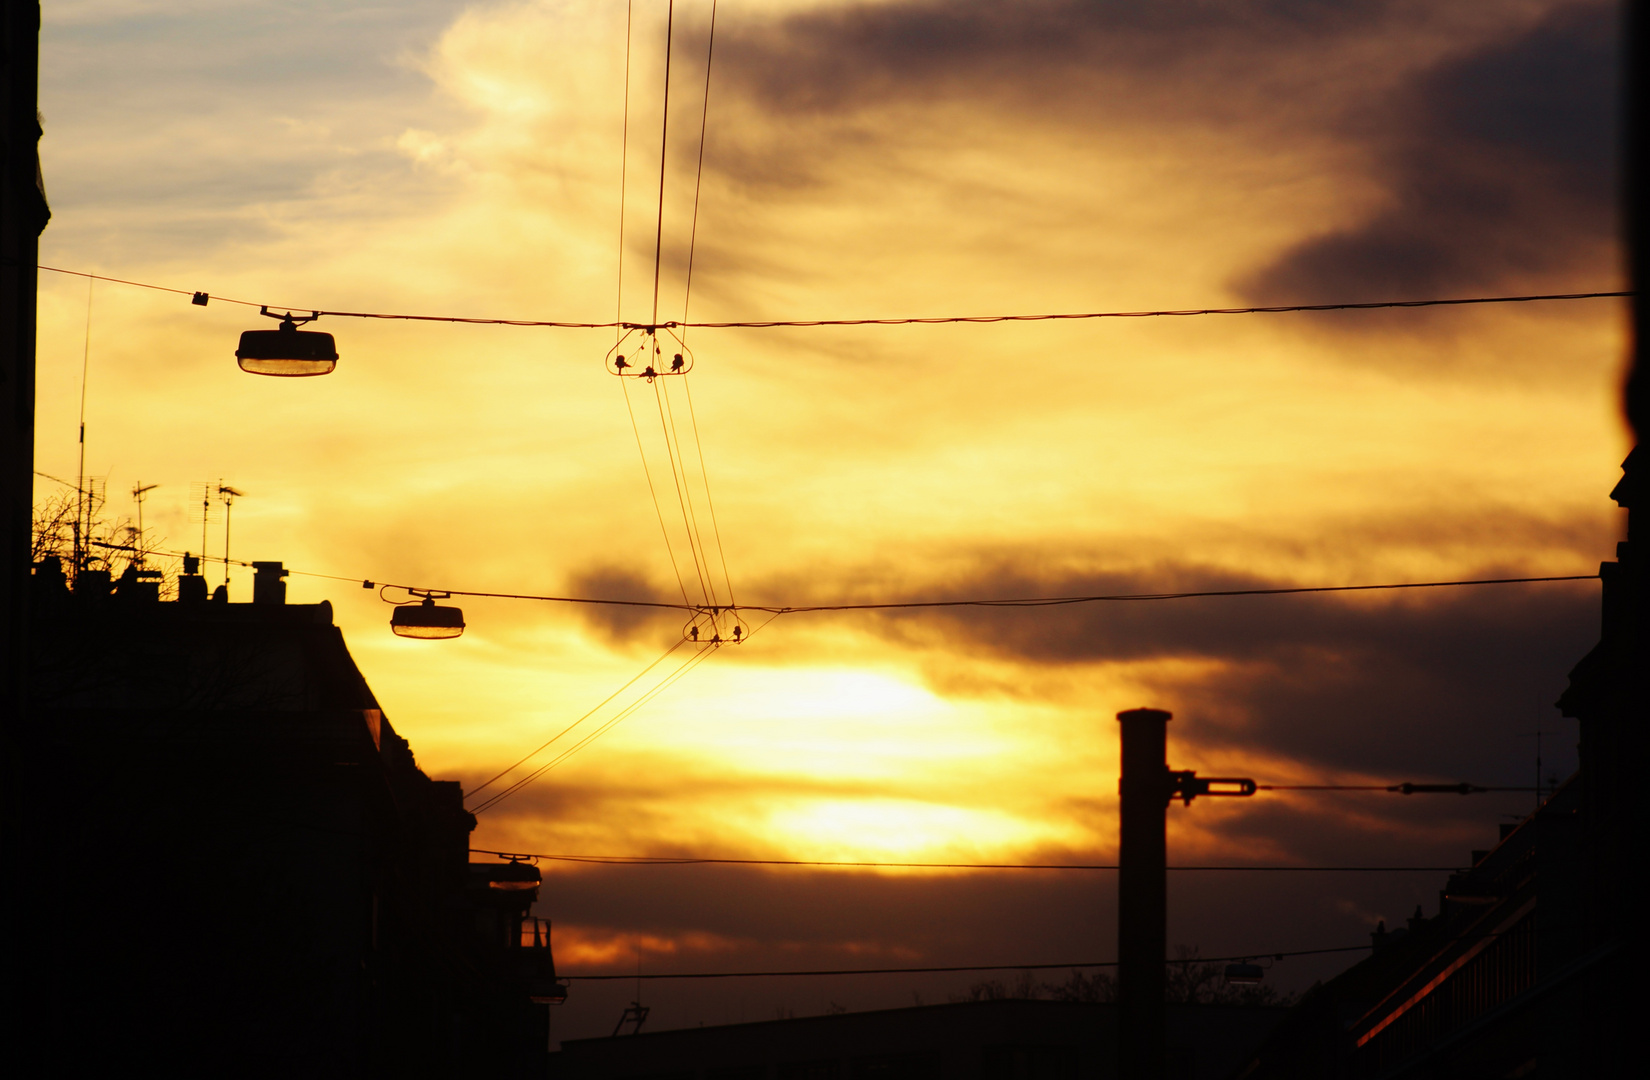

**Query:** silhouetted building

left=551, top=998, right=1285, bottom=1080
left=3, top=7, right=49, bottom=1063
left=1233, top=448, right=1642, bottom=1079
left=24, top=557, right=562, bottom=1077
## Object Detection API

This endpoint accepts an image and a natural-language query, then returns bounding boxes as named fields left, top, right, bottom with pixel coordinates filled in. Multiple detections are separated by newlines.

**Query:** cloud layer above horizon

left=36, top=0, right=1628, bottom=1040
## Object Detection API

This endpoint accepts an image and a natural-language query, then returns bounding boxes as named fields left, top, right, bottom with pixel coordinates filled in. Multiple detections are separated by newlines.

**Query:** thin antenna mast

left=188, top=479, right=221, bottom=584
left=217, top=484, right=245, bottom=592
left=75, top=277, right=93, bottom=577
left=131, top=483, right=158, bottom=566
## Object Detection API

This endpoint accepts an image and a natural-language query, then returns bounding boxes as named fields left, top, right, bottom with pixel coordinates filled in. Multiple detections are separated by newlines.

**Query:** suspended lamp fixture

left=488, top=859, right=541, bottom=893
left=236, top=307, right=338, bottom=376
left=1223, top=962, right=1265, bottom=986
left=390, top=590, right=466, bottom=639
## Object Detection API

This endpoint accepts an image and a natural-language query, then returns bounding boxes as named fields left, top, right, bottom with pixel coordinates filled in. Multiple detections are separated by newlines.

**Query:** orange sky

left=35, top=0, right=1629, bottom=1038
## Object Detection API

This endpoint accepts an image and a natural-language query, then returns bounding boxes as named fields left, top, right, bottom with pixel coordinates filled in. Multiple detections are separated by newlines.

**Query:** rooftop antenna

left=189, top=481, right=219, bottom=570
left=131, top=482, right=158, bottom=566
left=71, top=477, right=105, bottom=582
left=74, top=276, right=93, bottom=578
left=217, top=483, right=245, bottom=592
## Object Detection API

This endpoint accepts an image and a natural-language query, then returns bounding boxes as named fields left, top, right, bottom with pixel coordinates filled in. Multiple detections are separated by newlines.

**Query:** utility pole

left=1116, top=707, right=1256, bottom=1080
left=1117, top=707, right=1170, bottom=1080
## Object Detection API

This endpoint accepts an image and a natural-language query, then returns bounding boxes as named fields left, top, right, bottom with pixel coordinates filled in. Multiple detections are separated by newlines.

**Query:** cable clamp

left=257, top=305, right=322, bottom=326
left=1169, top=770, right=1257, bottom=806
left=607, top=326, right=694, bottom=379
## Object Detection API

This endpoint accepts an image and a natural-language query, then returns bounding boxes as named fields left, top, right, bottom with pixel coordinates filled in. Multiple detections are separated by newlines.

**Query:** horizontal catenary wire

left=469, top=848, right=1467, bottom=872
left=80, top=541, right=1600, bottom=617
left=354, top=573, right=1601, bottom=613
left=561, top=945, right=1373, bottom=980
left=37, top=266, right=1628, bottom=330
left=1261, top=784, right=1536, bottom=793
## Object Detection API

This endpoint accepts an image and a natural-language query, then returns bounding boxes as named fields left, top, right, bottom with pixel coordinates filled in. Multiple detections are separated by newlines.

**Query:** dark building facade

left=1233, top=448, right=1642, bottom=1079
left=551, top=998, right=1286, bottom=1080
left=2, top=5, right=48, bottom=1062
left=24, top=557, right=562, bottom=1077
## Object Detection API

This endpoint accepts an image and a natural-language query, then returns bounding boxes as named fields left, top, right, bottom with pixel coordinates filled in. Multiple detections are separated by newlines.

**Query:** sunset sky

left=34, top=0, right=1629, bottom=1042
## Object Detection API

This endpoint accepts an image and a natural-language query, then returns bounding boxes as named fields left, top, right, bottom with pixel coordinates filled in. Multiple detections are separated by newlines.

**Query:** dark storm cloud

left=1242, top=1, right=1620, bottom=301
left=757, top=558, right=1599, bottom=780
left=564, top=565, right=680, bottom=641
left=693, top=0, right=1400, bottom=207
left=713, top=0, right=1388, bottom=115
left=704, top=1, right=1618, bottom=301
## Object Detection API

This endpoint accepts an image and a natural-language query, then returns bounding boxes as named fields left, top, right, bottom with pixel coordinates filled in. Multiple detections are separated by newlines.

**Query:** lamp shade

left=391, top=597, right=465, bottom=639
left=488, top=862, right=542, bottom=892
left=530, top=980, right=570, bottom=1006
left=1224, top=963, right=1264, bottom=985
left=236, top=320, right=338, bottom=376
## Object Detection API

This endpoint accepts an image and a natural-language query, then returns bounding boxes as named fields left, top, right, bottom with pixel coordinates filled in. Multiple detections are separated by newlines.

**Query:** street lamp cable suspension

left=34, top=267, right=1630, bottom=331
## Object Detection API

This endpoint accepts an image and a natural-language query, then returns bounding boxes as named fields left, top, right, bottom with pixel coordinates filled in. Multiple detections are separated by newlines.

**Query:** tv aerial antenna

left=189, top=481, right=219, bottom=572
left=131, top=482, right=158, bottom=566
left=71, top=475, right=107, bottom=582
left=217, top=483, right=246, bottom=592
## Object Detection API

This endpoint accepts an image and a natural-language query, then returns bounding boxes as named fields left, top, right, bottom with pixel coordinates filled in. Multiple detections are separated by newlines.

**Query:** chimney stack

left=178, top=553, right=207, bottom=603
left=253, top=561, right=288, bottom=605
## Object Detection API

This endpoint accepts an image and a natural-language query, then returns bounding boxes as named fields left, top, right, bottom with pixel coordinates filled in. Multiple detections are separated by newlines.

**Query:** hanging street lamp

left=236, top=307, right=338, bottom=376
left=390, top=591, right=466, bottom=639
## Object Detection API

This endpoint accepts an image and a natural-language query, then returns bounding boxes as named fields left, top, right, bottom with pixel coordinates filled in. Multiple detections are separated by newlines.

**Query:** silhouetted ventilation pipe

left=1116, top=707, right=1256, bottom=1080
left=390, top=590, right=465, bottom=639
left=236, top=307, right=337, bottom=376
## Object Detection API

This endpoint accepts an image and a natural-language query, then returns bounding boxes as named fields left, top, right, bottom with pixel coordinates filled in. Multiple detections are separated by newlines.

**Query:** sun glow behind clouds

left=766, top=797, right=1078, bottom=863
left=650, top=667, right=993, bottom=773
left=35, top=3, right=1625, bottom=1018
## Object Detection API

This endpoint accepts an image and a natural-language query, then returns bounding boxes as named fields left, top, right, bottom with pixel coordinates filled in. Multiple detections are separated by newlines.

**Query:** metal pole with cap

left=1117, top=707, right=1171, bottom=1080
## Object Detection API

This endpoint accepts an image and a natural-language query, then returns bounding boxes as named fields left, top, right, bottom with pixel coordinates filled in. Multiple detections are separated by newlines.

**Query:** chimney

left=253, top=561, right=288, bottom=605
left=177, top=553, right=207, bottom=603
left=74, top=567, right=111, bottom=598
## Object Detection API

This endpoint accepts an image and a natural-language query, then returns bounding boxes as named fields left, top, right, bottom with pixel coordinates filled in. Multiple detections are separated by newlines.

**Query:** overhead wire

left=128, top=551, right=1602, bottom=614
left=1261, top=784, right=1536, bottom=793
left=462, top=638, right=688, bottom=800
left=469, top=636, right=720, bottom=813
left=653, top=375, right=715, bottom=605
left=681, top=372, right=737, bottom=612
left=559, top=944, right=1375, bottom=980
left=469, top=848, right=1468, bottom=872
left=469, top=610, right=780, bottom=813
left=730, top=574, right=1599, bottom=614
left=623, top=377, right=695, bottom=606
left=663, top=0, right=742, bottom=626
left=34, top=268, right=1629, bottom=329
left=33, top=468, right=98, bottom=498
left=681, top=0, right=717, bottom=339
left=678, top=292, right=1634, bottom=326
left=613, top=4, right=695, bottom=610
left=615, top=0, right=633, bottom=341
left=649, top=0, right=676, bottom=331
left=629, top=0, right=730, bottom=625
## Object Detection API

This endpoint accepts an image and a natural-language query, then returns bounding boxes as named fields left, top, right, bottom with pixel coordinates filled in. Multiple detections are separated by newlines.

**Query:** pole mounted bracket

left=1168, top=770, right=1256, bottom=806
